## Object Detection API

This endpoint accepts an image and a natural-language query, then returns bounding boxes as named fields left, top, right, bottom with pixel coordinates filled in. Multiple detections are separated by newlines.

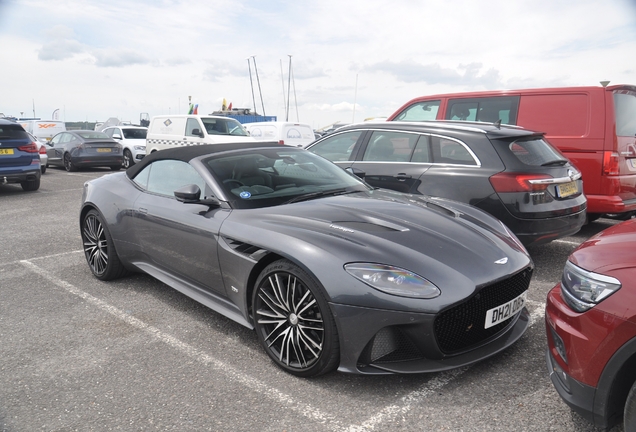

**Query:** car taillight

left=278, top=140, right=285, bottom=145
left=602, top=151, right=619, bottom=175
left=38, top=145, right=47, bottom=154
left=18, top=142, right=38, bottom=153
left=489, top=172, right=552, bottom=193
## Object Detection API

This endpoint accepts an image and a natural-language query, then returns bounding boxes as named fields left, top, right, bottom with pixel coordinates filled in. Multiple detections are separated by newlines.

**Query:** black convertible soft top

left=125, top=141, right=282, bottom=179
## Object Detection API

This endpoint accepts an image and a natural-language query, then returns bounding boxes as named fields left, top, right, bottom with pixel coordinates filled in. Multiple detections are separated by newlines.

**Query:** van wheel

left=624, top=381, right=636, bottom=431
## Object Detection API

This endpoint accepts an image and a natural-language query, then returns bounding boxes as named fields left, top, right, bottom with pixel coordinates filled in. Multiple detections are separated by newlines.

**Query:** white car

left=102, top=126, right=147, bottom=168
left=27, top=132, right=48, bottom=174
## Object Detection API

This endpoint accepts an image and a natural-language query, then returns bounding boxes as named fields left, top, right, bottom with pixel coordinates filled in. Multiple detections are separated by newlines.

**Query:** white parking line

left=19, top=259, right=345, bottom=431
left=18, top=257, right=549, bottom=432
left=345, top=367, right=468, bottom=431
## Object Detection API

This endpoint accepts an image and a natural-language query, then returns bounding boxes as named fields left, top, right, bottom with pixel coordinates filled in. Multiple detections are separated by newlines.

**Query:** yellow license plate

left=0, top=148, right=15, bottom=155
left=557, top=181, right=578, bottom=198
left=96, top=148, right=111, bottom=153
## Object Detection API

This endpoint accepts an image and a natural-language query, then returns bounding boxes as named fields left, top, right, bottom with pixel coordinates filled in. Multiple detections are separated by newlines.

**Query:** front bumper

left=331, top=302, right=530, bottom=374
left=546, top=350, right=597, bottom=424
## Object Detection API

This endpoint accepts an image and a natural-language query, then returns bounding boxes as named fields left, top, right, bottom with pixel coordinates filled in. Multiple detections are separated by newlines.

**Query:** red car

left=546, top=219, right=636, bottom=429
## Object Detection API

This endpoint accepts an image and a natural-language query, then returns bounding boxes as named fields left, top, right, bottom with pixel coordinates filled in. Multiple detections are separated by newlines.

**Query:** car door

left=414, top=135, right=494, bottom=206
left=46, top=133, right=69, bottom=165
left=132, top=159, right=230, bottom=295
left=349, top=130, right=431, bottom=193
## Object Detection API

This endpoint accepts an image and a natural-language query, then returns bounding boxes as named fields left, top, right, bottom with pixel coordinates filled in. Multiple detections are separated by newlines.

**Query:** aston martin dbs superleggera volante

left=80, top=142, right=534, bottom=377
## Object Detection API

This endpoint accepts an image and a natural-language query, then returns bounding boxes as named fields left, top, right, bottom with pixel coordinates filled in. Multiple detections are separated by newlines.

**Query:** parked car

left=80, top=142, right=534, bottom=377
left=545, top=218, right=636, bottom=430
left=306, top=121, right=587, bottom=246
left=46, top=130, right=123, bottom=172
left=102, top=125, right=147, bottom=168
left=242, top=121, right=316, bottom=147
left=0, top=119, right=41, bottom=191
left=27, top=132, right=48, bottom=174
left=387, top=85, right=636, bottom=221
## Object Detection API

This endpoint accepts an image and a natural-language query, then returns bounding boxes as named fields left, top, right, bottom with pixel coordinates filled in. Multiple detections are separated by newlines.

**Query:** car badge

left=239, top=191, right=251, bottom=199
left=494, top=257, right=508, bottom=265
left=567, top=169, right=575, bottom=179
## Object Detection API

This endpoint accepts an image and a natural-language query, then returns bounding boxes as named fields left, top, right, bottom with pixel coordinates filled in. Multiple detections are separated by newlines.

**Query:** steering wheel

left=223, top=179, right=245, bottom=188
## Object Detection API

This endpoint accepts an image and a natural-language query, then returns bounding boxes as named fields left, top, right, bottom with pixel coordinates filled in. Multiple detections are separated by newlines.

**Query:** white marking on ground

left=552, top=239, right=581, bottom=246
left=19, top=260, right=344, bottom=431
left=526, top=299, right=546, bottom=327
left=345, top=367, right=468, bottom=431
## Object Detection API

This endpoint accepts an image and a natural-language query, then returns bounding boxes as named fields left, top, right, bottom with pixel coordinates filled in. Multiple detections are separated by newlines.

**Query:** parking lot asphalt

left=0, top=166, right=622, bottom=431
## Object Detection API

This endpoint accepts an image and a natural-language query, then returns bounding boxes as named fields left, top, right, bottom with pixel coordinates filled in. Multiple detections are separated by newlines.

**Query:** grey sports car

left=80, top=142, right=534, bottom=377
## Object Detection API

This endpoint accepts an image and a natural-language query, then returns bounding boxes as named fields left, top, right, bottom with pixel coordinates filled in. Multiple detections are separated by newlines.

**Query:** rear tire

left=64, top=153, right=77, bottom=172
left=81, top=209, right=128, bottom=280
left=40, top=165, right=47, bottom=174
left=20, top=177, right=40, bottom=191
left=624, top=380, right=636, bottom=431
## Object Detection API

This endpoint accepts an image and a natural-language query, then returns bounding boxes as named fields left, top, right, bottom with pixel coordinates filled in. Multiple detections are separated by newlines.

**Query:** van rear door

left=611, top=88, right=636, bottom=205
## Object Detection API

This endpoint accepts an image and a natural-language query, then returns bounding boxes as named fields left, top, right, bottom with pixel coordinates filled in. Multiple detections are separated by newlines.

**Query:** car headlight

left=560, top=260, right=621, bottom=312
left=344, top=263, right=440, bottom=298
left=134, top=145, right=146, bottom=151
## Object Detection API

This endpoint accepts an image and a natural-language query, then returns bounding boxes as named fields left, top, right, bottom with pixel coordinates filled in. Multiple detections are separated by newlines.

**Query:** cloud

left=92, top=48, right=152, bottom=67
left=38, top=25, right=85, bottom=60
left=362, top=60, right=504, bottom=88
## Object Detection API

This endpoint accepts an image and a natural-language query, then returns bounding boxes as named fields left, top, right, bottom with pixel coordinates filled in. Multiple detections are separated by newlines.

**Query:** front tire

left=81, top=209, right=128, bottom=280
left=123, top=149, right=134, bottom=169
left=625, top=381, right=636, bottom=431
left=252, top=259, right=339, bottom=377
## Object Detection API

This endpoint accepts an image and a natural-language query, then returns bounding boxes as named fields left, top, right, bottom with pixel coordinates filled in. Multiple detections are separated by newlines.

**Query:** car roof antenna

left=495, top=119, right=502, bottom=129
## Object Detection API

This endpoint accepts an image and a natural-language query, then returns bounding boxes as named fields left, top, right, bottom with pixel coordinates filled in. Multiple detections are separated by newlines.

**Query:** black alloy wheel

left=64, top=153, right=77, bottom=172
left=253, top=259, right=339, bottom=377
left=81, top=209, right=127, bottom=280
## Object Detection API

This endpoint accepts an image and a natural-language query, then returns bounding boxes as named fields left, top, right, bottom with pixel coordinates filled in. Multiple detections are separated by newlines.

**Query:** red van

left=388, top=85, right=636, bottom=220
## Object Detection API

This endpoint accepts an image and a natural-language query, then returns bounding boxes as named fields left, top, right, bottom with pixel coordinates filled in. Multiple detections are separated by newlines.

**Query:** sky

left=1, top=0, right=635, bottom=130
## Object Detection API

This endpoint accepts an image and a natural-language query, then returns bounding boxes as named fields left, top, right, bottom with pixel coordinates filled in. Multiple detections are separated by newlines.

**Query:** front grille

left=434, top=267, right=532, bottom=354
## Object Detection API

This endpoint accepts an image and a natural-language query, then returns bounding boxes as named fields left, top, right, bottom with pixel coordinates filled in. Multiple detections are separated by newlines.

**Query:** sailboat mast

left=247, top=58, right=257, bottom=115
left=252, top=56, right=266, bottom=116
left=286, top=55, right=292, bottom=121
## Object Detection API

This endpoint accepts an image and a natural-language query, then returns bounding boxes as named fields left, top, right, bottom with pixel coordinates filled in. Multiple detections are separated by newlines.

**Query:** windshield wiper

left=284, top=188, right=359, bottom=204
left=541, top=159, right=568, bottom=166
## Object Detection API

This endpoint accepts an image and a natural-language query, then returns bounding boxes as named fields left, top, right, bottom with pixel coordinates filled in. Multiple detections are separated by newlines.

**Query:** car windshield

left=122, top=129, right=147, bottom=139
left=77, top=131, right=109, bottom=139
left=204, top=147, right=370, bottom=209
left=201, top=118, right=249, bottom=136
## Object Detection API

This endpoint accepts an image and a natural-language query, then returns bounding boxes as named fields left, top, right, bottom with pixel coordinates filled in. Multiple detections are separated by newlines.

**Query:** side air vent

left=224, top=237, right=265, bottom=257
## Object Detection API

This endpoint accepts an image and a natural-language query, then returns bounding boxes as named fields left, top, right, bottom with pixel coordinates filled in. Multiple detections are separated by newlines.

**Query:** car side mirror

left=112, top=134, right=122, bottom=140
left=191, top=128, right=204, bottom=138
left=174, top=184, right=220, bottom=207
left=345, top=166, right=366, bottom=179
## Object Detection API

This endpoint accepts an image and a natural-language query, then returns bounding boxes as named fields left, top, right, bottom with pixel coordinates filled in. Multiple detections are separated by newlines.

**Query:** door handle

left=396, top=173, right=412, bottom=180
left=138, top=207, right=148, bottom=215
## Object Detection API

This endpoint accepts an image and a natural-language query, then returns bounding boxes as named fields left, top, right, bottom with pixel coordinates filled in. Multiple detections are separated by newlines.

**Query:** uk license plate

left=97, top=148, right=111, bottom=153
left=0, top=148, right=15, bottom=155
left=484, top=291, right=527, bottom=329
left=557, top=181, right=578, bottom=198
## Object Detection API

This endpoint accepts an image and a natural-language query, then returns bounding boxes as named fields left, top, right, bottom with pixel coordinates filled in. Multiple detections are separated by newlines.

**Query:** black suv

left=307, top=121, right=586, bottom=246
left=0, top=119, right=41, bottom=191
